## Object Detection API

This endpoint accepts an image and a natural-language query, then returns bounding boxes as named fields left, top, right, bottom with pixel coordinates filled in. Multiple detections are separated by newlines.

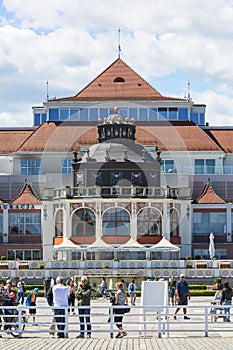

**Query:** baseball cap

left=34, top=288, right=39, bottom=293
left=180, top=274, right=185, bottom=278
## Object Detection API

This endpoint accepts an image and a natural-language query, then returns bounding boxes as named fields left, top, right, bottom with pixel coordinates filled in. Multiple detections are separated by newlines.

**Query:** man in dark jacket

left=75, top=276, right=92, bottom=338
left=174, top=274, right=190, bottom=320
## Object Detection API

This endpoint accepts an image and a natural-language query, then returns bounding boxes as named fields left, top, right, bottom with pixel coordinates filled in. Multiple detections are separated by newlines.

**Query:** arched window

left=102, top=208, right=130, bottom=236
left=72, top=208, right=95, bottom=236
left=113, top=77, right=125, bottom=82
left=170, top=208, right=180, bottom=237
left=55, top=209, right=63, bottom=237
left=137, top=207, right=162, bottom=236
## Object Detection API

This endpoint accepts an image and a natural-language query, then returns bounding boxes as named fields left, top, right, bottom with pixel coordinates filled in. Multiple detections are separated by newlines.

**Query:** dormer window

left=114, top=77, right=125, bottom=83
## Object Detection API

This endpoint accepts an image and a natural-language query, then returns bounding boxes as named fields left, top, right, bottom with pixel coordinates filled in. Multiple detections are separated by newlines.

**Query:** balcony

left=53, top=186, right=191, bottom=200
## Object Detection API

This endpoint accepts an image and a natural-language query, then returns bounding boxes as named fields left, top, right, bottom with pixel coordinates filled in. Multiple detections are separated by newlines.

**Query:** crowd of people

left=0, top=275, right=232, bottom=339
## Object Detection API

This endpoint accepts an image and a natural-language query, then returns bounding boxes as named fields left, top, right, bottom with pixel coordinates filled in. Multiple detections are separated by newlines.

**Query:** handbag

left=123, top=304, right=130, bottom=313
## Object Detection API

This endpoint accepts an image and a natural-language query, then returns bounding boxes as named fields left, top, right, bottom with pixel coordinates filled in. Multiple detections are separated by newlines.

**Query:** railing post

left=110, top=306, right=114, bottom=338
left=65, top=307, right=69, bottom=338
left=204, top=306, right=209, bottom=337
left=158, top=307, right=162, bottom=338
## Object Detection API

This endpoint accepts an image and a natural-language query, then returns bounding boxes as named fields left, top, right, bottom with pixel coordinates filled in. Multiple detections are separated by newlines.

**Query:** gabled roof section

left=205, top=128, right=233, bottom=153
left=10, top=183, right=42, bottom=205
left=0, top=128, right=34, bottom=154
left=194, top=181, right=225, bottom=204
left=136, top=121, right=223, bottom=152
left=17, top=121, right=97, bottom=152
left=52, top=58, right=185, bottom=102
left=16, top=121, right=224, bottom=153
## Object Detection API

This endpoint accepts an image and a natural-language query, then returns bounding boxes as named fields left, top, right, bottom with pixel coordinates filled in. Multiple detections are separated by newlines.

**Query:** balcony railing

left=53, top=186, right=191, bottom=199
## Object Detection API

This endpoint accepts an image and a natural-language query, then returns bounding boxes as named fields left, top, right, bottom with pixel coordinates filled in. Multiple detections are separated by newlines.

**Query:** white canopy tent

left=149, top=236, right=180, bottom=260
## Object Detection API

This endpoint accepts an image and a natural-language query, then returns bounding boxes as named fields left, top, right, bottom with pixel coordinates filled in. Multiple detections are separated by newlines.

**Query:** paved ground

left=0, top=296, right=232, bottom=350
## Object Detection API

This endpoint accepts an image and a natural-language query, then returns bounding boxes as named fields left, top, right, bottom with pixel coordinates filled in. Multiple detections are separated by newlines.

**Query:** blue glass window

left=90, top=108, right=98, bottom=121
left=100, top=108, right=108, bottom=118
left=168, top=108, right=178, bottom=120
left=193, top=212, right=226, bottom=234
left=149, top=108, right=158, bottom=120
left=178, top=108, right=188, bottom=120
left=60, top=109, right=69, bottom=121
left=158, top=108, right=167, bottom=119
left=102, top=208, right=130, bottom=236
left=191, top=113, right=198, bottom=124
left=80, top=108, right=88, bottom=121
left=49, top=108, right=59, bottom=120
left=129, top=108, right=137, bottom=119
left=34, top=114, right=40, bottom=126
left=9, top=212, right=41, bottom=235
left=42, top=114, right=47, bottom=123
left=21, top=159, right=41, bottom=175
left=70, top=109, right=79, bottom=120
left=62, top=159, right=73, bottom=174
left=119, top=109, right=128, bottom=117
left=139, top=108, right=147, bottom=121
left=111, top=172, right=122, bottom=183
left=200, top=113, right=205, bottom=125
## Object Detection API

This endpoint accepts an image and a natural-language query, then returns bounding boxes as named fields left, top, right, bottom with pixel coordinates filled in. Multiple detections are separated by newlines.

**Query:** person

left=2, top=280, right=16, bottom=330
left=17, top=277, right=26, bottom=305
left=174, top=274, right=190, bottom=320
left=26, top=287, right=39, bottom=325
left=121, top=279, right=127, bottom=290
left=221, top=281, right=232, bottom=322
left=168, top=276, right=177, bottom=305
left=99, top=277, right=107, bottom=299
left=52, top=276, right=70, bottom=338
left=128, top=279, right=137, bottom=305
left=76, top=276, right=92, bottom=338
left=66, top=278, right=76, bottom=314
left=114, top=281, right=128, bottom=338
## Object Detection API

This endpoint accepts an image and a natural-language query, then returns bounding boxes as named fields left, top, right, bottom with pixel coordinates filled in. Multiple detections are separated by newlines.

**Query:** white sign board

left=141, top=281, right=168, bottom=312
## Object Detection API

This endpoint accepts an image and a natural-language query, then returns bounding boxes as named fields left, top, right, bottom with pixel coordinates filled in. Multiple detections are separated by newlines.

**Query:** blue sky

left=0, top=0, right=233, bottom=126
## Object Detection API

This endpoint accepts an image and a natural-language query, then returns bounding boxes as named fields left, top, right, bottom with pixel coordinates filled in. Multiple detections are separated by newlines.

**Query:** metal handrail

left=0, top=304, right=233, bottom=338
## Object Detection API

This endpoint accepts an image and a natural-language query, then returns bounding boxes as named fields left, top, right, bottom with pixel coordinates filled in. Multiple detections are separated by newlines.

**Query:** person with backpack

left=221, top=281, right=232, bottom=322
left=128, top=280, right=137, bottom=305
left=99, top=277, right=107, bottom=299
left=26, top=288, right=39, bottom=325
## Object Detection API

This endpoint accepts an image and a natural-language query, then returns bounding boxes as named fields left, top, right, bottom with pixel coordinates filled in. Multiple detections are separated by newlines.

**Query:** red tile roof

left=15, top=121, right=223, bottom=153
left=51, top=58, right=185, bottom=102
left=136, top=122, right=223, bottom=152
left=206, top=128, right=233, bottom=153
left=17, top=122, right=97, bottom=152
left=10, top=183, right=42, bottom=205
left=195, top=181, right=225, bottom=204
left=0, top=129, right=34, bottom=154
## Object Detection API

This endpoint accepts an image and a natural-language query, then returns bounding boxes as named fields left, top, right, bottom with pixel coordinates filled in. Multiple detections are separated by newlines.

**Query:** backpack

left=224, top=287, right=232, bottom=300
left=130, top=284, right=134, bottom=292
left=46, top=286, right=54, bottom=306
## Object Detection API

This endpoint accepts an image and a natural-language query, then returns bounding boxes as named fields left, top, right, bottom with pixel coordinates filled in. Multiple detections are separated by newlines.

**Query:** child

left=26, top=288, right=39, bottom=325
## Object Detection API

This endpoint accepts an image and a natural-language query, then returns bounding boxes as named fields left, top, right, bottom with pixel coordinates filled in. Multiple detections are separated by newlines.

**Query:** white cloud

left=0, top=0, right=233, bottom=126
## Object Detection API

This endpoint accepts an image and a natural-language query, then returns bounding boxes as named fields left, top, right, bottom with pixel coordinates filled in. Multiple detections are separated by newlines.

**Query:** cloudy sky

left=0, top=0, right=233, bottom=127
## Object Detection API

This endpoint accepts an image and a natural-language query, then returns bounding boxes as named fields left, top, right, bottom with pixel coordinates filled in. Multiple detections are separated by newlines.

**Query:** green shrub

left=39, top=263, right=45, bottom=269
left=189, top=284, right=207, bottom=290
left=186, top=256, right=192, bottom=260
left=103, top=264, right=109, bottom=269
left=0, top=256, right=6, bottom=260
left=186, top=263, right=193, bottom=268
left=190, top=290, right=216, bottom=297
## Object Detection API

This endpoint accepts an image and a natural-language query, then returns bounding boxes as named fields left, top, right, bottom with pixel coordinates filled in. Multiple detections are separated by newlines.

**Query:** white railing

left=0, top=304, right=232, bottom=338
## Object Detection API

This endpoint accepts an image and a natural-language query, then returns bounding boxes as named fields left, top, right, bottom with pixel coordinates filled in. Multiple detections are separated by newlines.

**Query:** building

left=0, top=57, right=233, bottom=261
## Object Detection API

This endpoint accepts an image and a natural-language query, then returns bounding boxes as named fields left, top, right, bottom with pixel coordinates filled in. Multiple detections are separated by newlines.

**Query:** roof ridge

left=198, top=124, right=224, bottom=152
left=195, top=180, right=225, bottom=204
left=10, top=183, right=42, bottom=205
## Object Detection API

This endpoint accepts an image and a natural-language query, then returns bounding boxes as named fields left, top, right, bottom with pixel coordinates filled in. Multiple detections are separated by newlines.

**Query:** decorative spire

left=118, top=28, right=121, bottom=58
